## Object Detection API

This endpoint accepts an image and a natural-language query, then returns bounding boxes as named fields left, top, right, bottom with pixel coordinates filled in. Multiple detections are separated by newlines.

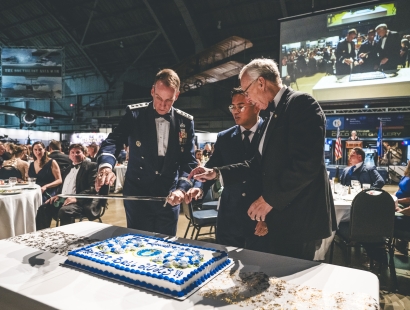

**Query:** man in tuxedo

left=36, top=144, right=101, bottom=229
left=48, top=140, right=71, bottom=173
left=355, top=29, right=379, bottom=73
left=95, top=69, right=201, bottom=236
left=340, top=147, right=385, bottom=188
left=376, top=23, right=401, bottom=71
left=189, top=58, right=336, bottom=260
left=335, top=29, right=357, bottom=75
left=196, top=88, right=268, bottom=251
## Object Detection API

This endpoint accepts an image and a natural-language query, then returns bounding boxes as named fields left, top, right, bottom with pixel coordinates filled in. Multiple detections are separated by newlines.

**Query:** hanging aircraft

left=174, top=36, right=253, bottom=93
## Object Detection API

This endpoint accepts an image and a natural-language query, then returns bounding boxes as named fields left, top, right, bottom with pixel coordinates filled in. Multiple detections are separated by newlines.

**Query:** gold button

left=141, top=156, right=144, bottom=159
left=136, top=141, right=141, bottom=147
left=274, top=114, right=277, bottom=118
left=140, top=167, right=143, bottom=169
left=243, top=181, right=246, bottom=183
left=242, top=193, right=246, bottom=197
left=155, top=171, right=159, bottom=174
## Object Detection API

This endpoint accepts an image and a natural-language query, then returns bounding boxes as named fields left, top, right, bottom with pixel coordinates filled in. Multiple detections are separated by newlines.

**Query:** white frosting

left=65, top=234, right=229, bottom=296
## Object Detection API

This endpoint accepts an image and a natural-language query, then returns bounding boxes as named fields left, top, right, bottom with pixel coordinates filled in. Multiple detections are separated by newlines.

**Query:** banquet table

left=314, top=192, right=398, bottom=261
left=0, top=184, right=42, bottom=240
left=114, top=164, right=127, bottom=192
left=0, top=222, right=379, bottom=309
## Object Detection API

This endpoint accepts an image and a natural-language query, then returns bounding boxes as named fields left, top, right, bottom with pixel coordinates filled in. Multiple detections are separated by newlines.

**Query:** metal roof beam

left=34, top=0, right=111, bottom=86
left=117, top=31, right=161, bottom=81
left=83, top=30, right=158, bottom=47
left=0, top=0, right=32, bottom=14
left=12, top=28, right=62, bottom=42
left=173, top=0, right=203, bottom=53
left=80, top=0, right=99, bottom=46
left=142, top=0, right=179, bottom=62
left=280, top=0, right=288, bottom=17
left=0, top=14, right=48, bottom=32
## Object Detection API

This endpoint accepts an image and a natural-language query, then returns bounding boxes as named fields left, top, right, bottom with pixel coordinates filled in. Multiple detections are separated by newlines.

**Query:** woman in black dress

left=28, top=141, right=62, bottom=203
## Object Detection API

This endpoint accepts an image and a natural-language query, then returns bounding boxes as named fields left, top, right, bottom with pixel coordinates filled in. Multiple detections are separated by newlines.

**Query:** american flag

left=334, top=127, right=342, bottom=161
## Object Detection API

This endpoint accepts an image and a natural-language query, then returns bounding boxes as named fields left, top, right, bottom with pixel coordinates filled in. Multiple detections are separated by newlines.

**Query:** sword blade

left=58, top=194, right=167, bottom=201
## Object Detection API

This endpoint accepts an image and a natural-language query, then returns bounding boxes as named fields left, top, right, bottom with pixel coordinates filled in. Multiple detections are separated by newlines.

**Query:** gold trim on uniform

left=136, top=141, right=141, bottom=147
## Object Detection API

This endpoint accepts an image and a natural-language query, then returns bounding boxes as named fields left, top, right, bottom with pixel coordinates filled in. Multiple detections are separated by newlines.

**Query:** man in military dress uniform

left=95, top=69, right=201, bottom=236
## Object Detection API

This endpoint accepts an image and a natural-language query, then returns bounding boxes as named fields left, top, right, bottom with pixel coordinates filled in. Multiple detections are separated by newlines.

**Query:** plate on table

left=0, top=189, right=22, bottom=195
left=0, top=184, right=11, bottom=188
left=16, top=182, right=28, bottom=186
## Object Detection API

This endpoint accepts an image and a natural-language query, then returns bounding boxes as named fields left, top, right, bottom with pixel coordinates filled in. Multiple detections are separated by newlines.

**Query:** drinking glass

left=28, top=177, right=36, bottom=187
left=362, top=183, right=371, bottom=190
left=9, top=177, right=17, bottom=188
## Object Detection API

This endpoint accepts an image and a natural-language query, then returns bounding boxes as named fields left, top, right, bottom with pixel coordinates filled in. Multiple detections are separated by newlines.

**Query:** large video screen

left=279, top=1, right=410, bottom=102
left=1, top=48, right=63, bottom=99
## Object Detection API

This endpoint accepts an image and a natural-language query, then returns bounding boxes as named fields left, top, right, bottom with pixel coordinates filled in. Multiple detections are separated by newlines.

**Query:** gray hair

left=375, top=23, right=387, bottom=31
left=239, top=58, right=281, bottom=84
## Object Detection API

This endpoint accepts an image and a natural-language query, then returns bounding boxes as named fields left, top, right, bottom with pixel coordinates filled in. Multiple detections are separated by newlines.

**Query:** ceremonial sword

left=58, top=194, right=167, bottom=202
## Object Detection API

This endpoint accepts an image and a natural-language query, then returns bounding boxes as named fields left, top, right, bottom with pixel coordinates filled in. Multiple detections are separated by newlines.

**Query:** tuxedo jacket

left=357, top=40, right=379, bottom=72
left=98, top=101, right=200, bottom=197
left=48, top=151, right=71, bottom=173
left=335, top=39, right=356, bottom=75
left=59, top=161, right=98, bottom=207
left=377, top=31, right=401, bottom=70
left=340, top=164, right=385, bottom=189
left=219, top=88, right=336, bottom=242
left=203, top=120, right=264, bottom=231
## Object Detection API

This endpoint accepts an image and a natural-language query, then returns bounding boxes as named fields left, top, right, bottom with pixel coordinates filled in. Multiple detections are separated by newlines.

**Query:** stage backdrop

left=1, top=48, right=63, bottom=99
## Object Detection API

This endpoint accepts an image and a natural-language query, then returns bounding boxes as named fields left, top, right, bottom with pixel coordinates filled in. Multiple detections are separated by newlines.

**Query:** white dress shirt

left=381, top=30, right=390, bottom=50
left=351, top=161, right=363, bottom=172
left=258, top=86, right=287, bottom=155
left=155, top=117, right=170, bottom=156
left=61, top=164, right=81, bottom=195
left=240, top=119, right=260, bottom=143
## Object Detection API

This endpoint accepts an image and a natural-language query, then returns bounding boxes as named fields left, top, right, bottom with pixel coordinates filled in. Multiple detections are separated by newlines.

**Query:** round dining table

left=0, top=184, right=42, bottom=239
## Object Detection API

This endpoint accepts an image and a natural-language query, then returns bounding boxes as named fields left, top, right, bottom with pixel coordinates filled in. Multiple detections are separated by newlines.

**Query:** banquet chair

left=181, top=201, right=217, bottom=240
left=329, top=188, right=397, bottom=290
left=0, top=166, right=22, bottom=179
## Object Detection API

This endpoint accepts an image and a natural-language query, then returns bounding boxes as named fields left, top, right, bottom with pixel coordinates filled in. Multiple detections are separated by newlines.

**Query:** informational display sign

left=1, top=48, right=63, bottom=99
left=70, top=133, right=108, bottom=145
left=326, top=114, right=404, bottom=131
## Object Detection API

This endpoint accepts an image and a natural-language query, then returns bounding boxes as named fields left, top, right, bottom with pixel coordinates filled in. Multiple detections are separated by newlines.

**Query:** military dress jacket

left=97, top=102, right=200, bottom=197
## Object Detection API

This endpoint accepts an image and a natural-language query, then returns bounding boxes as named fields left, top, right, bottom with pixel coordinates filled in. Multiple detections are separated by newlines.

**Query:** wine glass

left=9, top=177, right=17, bottom=188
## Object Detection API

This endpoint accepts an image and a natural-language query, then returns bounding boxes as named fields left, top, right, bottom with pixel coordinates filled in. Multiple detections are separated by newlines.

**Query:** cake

left=64, top=233, right=231, bottom=298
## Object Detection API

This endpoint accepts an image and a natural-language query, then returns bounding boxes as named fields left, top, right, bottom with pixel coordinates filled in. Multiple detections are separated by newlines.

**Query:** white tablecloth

left=314, top=193, right=398, bottom=261
left=0, top=185, right=42, bottom=239
left=0, top=222, right=379, bottom=309
left=114, top=165, right=127, bottom=191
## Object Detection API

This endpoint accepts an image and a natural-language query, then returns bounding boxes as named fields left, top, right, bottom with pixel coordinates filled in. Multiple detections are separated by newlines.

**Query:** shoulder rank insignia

left=174, top=108, right=193, bottom=121
left=128, top=102, right=149, bottom=110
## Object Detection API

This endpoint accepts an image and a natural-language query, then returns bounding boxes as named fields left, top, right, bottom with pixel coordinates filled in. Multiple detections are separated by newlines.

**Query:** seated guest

left=2, top=145, right=29, bottom=181
left=36, top=144, right=99, bottom=229
left=394, top=160, right=410, bottom=254
left=340, top=147, right=385, bottom=188
left=400, top=39, right=409, bottom=68
left=195, top=149, right=203, bottom=166
left=117, top=144, right=128, bottom=164
left=348, top=130, right=360, bottom=141
left=48, top=140, right=71, bottom=173
left=28, top=141, right=62, bottom=202
left=87, top=142, right=99, bottom=162
left=202, top=143, right=212, bottom=158
left=306, top=52, right=317, bottom=76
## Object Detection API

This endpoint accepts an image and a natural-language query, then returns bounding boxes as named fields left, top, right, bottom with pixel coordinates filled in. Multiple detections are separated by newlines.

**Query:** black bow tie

left=260, top=100, right=275, bottom=119
left=154, top=111, right=171, bottom=121
left=70, top=163, right=81, bottom=169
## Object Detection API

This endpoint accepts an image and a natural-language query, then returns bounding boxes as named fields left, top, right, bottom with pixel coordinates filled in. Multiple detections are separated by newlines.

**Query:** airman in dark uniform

left=95, top=69, right=202, bottom=236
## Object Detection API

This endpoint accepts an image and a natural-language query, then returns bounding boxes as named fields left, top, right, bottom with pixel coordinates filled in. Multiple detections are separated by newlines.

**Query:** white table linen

left=0, top=222, right=379, bottom=309
left=114, top=165, right=127, bottom=191
left=0, top=185, right=42, bottom=239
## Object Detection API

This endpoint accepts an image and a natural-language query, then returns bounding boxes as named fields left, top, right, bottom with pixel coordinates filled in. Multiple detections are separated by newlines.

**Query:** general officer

left=196, top=88, right=269, bottom=251
left=95, top=69, right=201, bottom=236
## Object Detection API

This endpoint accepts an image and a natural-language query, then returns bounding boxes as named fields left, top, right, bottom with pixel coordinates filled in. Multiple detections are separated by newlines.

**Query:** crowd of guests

left=0, top=140, right=102, bottom=202
left=281, top=23, right=410, bottom=83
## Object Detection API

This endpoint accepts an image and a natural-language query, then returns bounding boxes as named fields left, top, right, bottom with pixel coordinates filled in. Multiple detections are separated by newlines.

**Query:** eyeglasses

left=241, top=79, right=257, bottom=97
left=228, top=104, right=255, bottom=113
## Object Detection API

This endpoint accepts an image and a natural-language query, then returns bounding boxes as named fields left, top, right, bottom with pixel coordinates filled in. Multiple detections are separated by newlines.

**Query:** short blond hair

left=154, top=69, right=180, bottom=91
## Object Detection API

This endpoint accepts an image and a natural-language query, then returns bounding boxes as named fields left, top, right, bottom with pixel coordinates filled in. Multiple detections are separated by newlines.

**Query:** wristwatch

left=213, top=168, right=220, bottom=180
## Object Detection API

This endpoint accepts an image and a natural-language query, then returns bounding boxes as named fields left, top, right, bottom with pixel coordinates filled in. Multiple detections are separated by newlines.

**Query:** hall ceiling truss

left=323, top=106, right=410, bottom=115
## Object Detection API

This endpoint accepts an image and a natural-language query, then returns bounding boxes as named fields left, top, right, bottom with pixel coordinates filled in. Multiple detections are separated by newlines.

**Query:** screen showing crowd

left=279, top=1, right=410, bottom=102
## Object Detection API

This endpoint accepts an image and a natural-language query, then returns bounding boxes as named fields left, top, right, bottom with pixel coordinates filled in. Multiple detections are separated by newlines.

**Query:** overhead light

left=364, top=105, right=369, bottom=109
left=23, top=112, right=37, bottom=124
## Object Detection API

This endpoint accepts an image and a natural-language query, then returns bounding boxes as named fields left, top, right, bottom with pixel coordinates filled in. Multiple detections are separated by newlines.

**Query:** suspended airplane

left=174, top=36, right=253, bottom=93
